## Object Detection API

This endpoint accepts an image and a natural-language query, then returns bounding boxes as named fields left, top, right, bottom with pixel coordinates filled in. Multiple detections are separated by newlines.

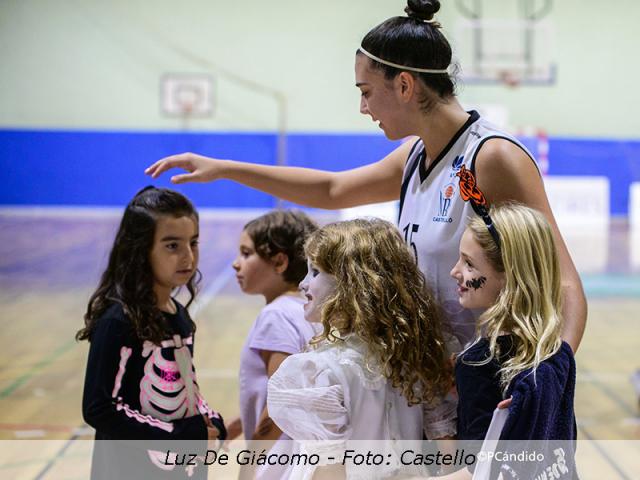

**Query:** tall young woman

left=146, top=0, right=586, bottom=354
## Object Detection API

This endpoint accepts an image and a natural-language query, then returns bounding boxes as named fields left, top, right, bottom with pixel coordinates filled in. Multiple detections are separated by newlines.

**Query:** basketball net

left=498, top=69, right=522, bottom=89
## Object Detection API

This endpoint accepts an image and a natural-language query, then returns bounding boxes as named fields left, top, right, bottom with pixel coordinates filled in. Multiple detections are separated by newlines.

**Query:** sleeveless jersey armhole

left=469, top=135, right=540, bottom=177
left=398, top=139, right=425, bottom=222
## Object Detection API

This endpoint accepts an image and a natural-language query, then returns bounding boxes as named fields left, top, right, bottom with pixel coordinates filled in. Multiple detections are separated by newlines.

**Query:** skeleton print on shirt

left=139, top=336, right=199, bottom=421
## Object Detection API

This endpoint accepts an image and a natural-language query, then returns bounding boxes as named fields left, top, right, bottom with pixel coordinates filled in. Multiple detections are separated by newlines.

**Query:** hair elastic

left=358, top=46, right=450, bottom=75
left=405, top=8, right=439, bottom=23
left=413, top=16, right=438, bottom=24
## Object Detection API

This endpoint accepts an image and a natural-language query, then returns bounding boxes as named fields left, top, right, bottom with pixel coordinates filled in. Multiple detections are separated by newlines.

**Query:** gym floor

left=0, top=211, right=638, bottom=478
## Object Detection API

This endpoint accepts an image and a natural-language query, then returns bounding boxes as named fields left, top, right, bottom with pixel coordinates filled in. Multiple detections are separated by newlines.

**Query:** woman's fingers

left=145, top=153, right=196, bottom=178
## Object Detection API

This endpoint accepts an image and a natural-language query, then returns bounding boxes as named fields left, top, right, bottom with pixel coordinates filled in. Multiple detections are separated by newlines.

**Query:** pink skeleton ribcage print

left=139, top=336, right=199, bottom=421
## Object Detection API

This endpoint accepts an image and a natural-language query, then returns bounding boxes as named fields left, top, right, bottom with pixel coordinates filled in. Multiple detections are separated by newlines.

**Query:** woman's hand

left=145, top=153, right=225, bottom=184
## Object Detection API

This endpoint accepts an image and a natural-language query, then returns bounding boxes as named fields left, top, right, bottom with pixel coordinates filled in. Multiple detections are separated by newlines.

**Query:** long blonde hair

left=467, top=203, right=563, bottom=391
left=305, top=218, right=450, bottom=405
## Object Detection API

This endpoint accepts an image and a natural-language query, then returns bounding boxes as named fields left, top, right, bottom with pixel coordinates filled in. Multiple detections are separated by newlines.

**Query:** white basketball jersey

left=397, top=111, right=536, bottom=350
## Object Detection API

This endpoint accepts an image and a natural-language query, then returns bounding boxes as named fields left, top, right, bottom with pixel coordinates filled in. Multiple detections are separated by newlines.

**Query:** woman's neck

left=414, top=98, right=470, bottom=167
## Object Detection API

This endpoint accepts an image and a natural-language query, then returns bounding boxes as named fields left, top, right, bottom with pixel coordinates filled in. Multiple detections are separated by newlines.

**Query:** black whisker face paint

left=466, top=276, right=486, bottom=290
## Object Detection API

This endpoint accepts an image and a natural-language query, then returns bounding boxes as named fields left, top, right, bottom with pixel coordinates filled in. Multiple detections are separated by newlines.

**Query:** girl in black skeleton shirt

left=77, top=186, right=225, bottom=479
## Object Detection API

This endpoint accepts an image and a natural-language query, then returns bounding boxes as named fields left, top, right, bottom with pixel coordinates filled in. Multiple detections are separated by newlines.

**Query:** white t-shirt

left=239, top=294, right=317, bottom=480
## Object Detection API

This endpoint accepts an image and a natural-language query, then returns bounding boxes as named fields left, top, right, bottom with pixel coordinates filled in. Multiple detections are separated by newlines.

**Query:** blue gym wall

left=1, top=129, right=639, bottom=216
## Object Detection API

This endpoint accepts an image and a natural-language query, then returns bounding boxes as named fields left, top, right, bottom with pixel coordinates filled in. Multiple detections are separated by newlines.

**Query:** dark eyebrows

left=160, top=233, right=199, bottom=242
left=355, top=82, right=368, bottom=87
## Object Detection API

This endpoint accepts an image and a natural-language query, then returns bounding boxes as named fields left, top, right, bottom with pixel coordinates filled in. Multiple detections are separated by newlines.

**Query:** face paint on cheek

left=466, top=276, right=487, bottom=290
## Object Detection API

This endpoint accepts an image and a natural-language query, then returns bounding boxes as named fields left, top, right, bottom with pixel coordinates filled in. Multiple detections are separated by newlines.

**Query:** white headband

left=358, top=46, right=449, bottom=75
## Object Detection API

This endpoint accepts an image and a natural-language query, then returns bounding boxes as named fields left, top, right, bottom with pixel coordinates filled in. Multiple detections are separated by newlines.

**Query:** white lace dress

left=267, top=335, right=456, bottom=479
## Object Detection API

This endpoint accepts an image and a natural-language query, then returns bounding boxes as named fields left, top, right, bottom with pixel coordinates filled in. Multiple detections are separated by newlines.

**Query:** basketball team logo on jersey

left=434, top=183, right=456, bottom=223
left=452, top=155, right=464, bottom=171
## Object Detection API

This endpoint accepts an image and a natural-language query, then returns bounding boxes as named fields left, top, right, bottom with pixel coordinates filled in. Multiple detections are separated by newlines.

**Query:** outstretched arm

left=145, top=140, right=413, bottom=209
left=475, top=139, right=587, bottom=352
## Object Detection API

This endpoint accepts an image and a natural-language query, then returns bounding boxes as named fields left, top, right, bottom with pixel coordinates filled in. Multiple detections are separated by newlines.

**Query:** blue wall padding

left=547, top=138, right=640, bottom=216
left=1, top=129, right=639, bottom=214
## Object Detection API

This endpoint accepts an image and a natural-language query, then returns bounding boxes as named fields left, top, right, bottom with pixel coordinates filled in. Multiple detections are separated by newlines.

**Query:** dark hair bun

left=405, top=0, right=440, bottom=21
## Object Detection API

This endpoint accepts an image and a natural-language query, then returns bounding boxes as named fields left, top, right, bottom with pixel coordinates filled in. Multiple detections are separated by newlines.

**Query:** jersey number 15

left=402, top=223, right=420, bottom=263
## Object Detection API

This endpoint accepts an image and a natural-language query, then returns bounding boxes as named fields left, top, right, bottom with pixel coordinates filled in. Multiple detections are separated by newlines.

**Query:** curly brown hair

left=305, top=218, right=450, bottom=405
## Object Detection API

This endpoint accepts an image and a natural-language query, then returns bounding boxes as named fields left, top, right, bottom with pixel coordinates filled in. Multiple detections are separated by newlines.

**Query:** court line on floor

left=0, top=423, right=93, bottom=438
left=0, top=339, right=77, bottom=399
left=577, top=371, right=636, bottom=383
left=33, top=427, right=84, bottom=480
left=577, top=424, right=632, bottom=480
left=576, top=365, right=638, bottom=478
left=23, top=264, right=237, bottom=478
left=1, top=262, right=235, bottom=402
left=580, top=366, right=637, bottom=418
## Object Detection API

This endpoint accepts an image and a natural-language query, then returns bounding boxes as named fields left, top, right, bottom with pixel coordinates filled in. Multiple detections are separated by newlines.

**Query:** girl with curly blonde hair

left=267, top=218, right=453, bottom=479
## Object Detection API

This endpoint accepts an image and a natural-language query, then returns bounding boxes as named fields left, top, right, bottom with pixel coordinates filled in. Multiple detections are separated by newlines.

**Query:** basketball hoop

left=160, top=74, right=213, bottom=130
left=498, top=69, right=521, bottom=89
left=454, top=4, right=557, bottom=88
left=174, top=84, right=201, bottom=118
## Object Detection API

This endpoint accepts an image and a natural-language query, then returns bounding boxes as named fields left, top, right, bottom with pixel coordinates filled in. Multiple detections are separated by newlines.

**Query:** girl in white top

left=267, top=218, right=452, bottom=480
left=227, top=210, right=318, bottom=480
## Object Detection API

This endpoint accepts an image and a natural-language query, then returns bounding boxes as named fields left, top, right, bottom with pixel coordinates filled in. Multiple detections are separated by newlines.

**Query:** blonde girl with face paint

left=440, top=203, right=577, bottom=480
left=267, top=218, right=454, bottom=480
